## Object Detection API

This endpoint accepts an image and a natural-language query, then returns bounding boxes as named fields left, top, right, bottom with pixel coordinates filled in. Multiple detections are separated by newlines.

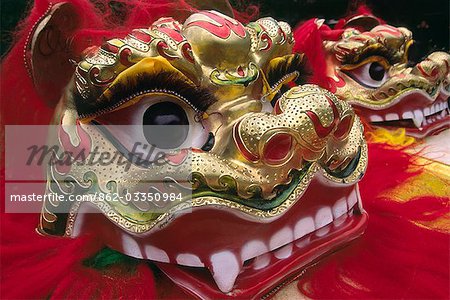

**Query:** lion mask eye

left=346, top=61, right=389, bottom=88
left=93, top=94, right=211, bottom=163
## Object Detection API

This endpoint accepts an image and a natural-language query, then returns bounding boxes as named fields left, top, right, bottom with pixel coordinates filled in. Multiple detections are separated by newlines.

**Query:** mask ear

left=187, top=0, right=234, bottom=18
left=344, top=15, right=381, bottom=31
left=25, top=2, right=80, bottom=107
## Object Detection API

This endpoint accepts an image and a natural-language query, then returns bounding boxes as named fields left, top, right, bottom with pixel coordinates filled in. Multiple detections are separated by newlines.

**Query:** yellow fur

left=367, top=128, right=416, bottom=147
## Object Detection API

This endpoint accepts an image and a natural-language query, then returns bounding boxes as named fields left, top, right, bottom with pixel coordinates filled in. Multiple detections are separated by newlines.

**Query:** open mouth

left=156, top=190, right=367, bottom=298
left=59, top=118, right=367, bottom=297
left=69, top=174, right=367, bottom=297
left=368, top=99, right=450, bottom=138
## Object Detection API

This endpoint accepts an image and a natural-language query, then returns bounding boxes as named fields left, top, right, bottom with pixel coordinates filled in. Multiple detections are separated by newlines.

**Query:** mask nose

left=261, top=133, right=293, bottom=165
left=233, top=85, right=356, bottom=169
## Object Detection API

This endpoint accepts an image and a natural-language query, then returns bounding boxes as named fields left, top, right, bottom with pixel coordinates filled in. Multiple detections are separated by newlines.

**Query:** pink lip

left=165, top=149, right=189, bottom=165
left=157, top=211, right=367, bottom=299
left=404, top=115, right=450, bottom=138
left=354, top=89, right=449, bottom=138
left=69, top=175, right=366, bottom=295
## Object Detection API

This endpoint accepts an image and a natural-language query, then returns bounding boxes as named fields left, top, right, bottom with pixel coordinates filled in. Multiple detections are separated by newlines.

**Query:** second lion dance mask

left=18, top=5, right=368, bottom=298
left=293, top=10, right=450, bottom=138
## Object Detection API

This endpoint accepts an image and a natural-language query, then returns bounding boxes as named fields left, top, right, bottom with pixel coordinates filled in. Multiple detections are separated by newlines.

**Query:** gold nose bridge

left=234, top=85, right=355, bottom=166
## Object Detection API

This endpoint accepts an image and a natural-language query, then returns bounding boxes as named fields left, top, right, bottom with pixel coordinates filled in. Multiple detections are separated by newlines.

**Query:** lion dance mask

left=24, top=7, right=369, bottom=298
left=294, top=10, right=450, bottom=138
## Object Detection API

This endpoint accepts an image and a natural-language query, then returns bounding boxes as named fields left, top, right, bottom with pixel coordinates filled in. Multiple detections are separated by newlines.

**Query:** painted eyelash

left=74, top=71, right=217, bottom=119
left=344, top=46, right=397, bottom=67
left=265, top=53, right=309, bottom=88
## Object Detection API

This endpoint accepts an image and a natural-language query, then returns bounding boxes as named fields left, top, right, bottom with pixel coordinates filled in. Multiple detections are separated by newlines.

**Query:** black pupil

left=143, top=101, right=189, bottom=149
left=369, top=62, right=386, bottom=81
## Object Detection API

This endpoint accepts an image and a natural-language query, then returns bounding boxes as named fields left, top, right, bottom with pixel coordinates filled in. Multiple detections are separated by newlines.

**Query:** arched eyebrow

left=337, top=43, right=398, bottom=66
left=73, top=71, right=217, bottom=120
left=333, top=28, right=412, bottom=66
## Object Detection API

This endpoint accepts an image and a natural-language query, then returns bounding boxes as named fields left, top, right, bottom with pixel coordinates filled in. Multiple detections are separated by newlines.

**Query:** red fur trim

left=296, top=143, right=450, bottom=298
left=51, top=263, right=157, bottom=299
left=298, top=197, right=449, bottom=299
left=0, top=189, right=157, bottom=299
left=0, top=212, right=102, bottom=298
left=293, top=19, right=347, bottom=90
left=361, top=143, right=421, bottom=196
left=293, top=19, right=329, bottom=88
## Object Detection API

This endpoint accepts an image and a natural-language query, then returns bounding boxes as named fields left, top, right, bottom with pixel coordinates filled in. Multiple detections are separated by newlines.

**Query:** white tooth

left=316, top=19, right=325, bottom=27
left=432, top=104, right=438, bottom=113
left=439, top=102, right=445, bottom=110
left=332, top=197, right=347, bottom=219
left=241, top=240, right=268, bottom=262
left=145, top=245, right=169, bottom=263
left=424, top=107, right=431, bottom=116
left=356, top=185, right=364, bottom=211
left=369, top=115, right=383, bottom=122
left=347, top=189, right=357, bottom=209
left=274, top=243, right=293, bottom=259
left=437, top=114, right=442, bottom=120
left=295, top=236, right=311, bottom=248
left=121, top=234, right=143, bottom=258
left=253, top=253, right=271, bottom=270
left=441, top=110, right=447, bottom=117
left=176, top=253, right=203, bottom=267
left=294, top=217, right=315, bottom=240
left=269, top=227, right=293, bottom=251
left=315, top=226, right=331, bottom=237
left=314, top=207, right=333, bottom=229
left=385, top=113, right=399, bottom=121
left=402, top=111, right=413, bottom=119
left=210, top=251, right=241, bottom=293
left=413, top=110, right=424, bottom=128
